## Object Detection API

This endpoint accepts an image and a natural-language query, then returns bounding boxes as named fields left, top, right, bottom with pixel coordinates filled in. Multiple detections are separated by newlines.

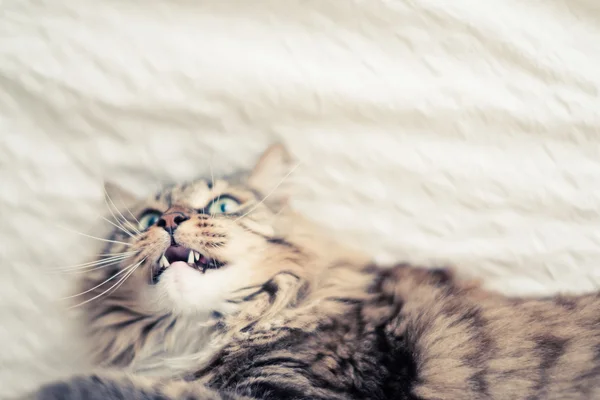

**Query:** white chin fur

left=153, top=261, right=251, bottom=315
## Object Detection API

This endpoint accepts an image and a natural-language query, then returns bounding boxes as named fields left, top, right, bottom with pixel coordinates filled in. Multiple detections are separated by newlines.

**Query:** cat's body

left=194, top=265, right=600, bottom=400
left=30, top=145, right=600, bottom=400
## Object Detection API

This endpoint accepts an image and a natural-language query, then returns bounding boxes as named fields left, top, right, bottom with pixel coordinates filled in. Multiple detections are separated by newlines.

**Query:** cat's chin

left=149, top=261, right=251, bottom=316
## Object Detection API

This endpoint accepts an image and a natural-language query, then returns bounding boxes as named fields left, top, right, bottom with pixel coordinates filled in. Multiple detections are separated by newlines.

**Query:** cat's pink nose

left=157, top=205, right=190, bottom=234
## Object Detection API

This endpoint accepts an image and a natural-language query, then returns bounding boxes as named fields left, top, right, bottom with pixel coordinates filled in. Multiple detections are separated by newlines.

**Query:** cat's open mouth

left=152, top=245, right=226, bottom=283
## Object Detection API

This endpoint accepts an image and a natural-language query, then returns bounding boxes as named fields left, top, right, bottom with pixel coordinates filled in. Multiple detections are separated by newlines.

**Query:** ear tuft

left=248, top=144, right=297, bottom=204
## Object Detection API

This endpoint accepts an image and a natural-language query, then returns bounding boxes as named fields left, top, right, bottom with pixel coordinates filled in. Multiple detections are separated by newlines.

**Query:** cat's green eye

left=207, top=196, right=241, bottom=215
left=138, top=211, right=161, bottom=231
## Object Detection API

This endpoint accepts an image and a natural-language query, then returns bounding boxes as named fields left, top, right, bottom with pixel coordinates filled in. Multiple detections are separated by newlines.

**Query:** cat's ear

left=248, top=144, right=297, bottom=204
left=103, top=181, right=138, bottom=211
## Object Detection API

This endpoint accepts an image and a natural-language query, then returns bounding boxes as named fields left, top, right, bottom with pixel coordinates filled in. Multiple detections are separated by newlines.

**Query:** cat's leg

left=382, top=263, right=481, bottom=291
left=26, top=374, right=251, bottom=400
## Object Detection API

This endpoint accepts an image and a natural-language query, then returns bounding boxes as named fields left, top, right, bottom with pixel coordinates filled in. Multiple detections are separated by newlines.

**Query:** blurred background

left=1, top=0, right=600, bottom=397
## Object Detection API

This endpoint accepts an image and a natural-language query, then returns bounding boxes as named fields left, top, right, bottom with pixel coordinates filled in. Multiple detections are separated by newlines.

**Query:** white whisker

left=104, top=186, right=142, bottom=235
left=61, top=259, right=142, bottom=300
left=56, top=225, right=132, bottom=247
left=58, top=262, right=128, bottom=274
left=96, top=250, right=137, bottom=257
left=101, top=216, right=136, bottom=238
left=234, top=161, right=301, bottom=222
left=50, top=253, right=134, bottom=272
left=125, top=207, right=141, bottom=226
left=48, top=256, right=131, bottom=274
left=208, top=160, right=221, bottom=219
left=103, top=190, right=135, bottom=235
left=209, top=159, right=215, bottom=192
left=272, top=202, right=290, bottom=220
left=68, top=260, right=144, bottom=308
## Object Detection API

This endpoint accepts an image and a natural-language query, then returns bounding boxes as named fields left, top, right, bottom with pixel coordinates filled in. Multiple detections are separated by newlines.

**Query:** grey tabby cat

left=28, top=145, right=600, bottom=400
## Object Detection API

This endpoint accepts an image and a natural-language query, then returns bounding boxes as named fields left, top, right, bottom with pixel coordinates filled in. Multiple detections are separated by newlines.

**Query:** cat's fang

left=187, top=250, right=195, bottom=265
left=160, top=255, right=170, bottom=268
left=194, top=251, right=200, bottom=261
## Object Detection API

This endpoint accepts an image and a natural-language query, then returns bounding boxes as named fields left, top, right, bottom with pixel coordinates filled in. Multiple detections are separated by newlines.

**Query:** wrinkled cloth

left=1, top=0, right=600, bottom=397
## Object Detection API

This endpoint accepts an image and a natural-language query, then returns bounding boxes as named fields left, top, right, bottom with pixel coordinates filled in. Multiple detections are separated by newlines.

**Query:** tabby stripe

left=111, top=343, right=135, bottom=366
left=265, top=237, right=301, bottom=252
left=529, top=335, right=568, bottom=399
left=574, top=345, right=600, bottom=395
left=96, top=304, right=147, bottom=320
left=240, top=221, right=304, bottom=256
left=219, top=357, right=310, bottom=389
left=111, top=315, right=149, bottom=329
left=240, top=381, right=318, bottom=400
left=446, top=303, right=493, bottom=396
left=164, top=317, right=178, bottom=334
left=236, top=377, right=346, bottom=400
left=554, top=296, right=578, bottom=310
left=140, top=315, right=170, bottom=346
left=243, top=356, right=310, bottom=371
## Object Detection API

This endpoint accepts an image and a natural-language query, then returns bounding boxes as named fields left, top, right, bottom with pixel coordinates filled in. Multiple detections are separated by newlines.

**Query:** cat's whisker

left=209, top=159, right=215, bottom=192
left=64, top=244, right=159, bottom=275
left=59, top=262, right=128, bottom=274
left=108, top=186, right=141, bottom=226
left=56, top=225, right=132, bottom=247
left=208, top=160, right=223, bottom=220
left=271, top=202, right=290, bottom=221
left=50, top=253, right=134, bottom=272
left=68, top=259, right=144, bottom=308
left=136, top=244, right=161, bottom=266
left=61, top=259, right=143, bottom=300
left=104, top=186, right=142, bottom=235
left=103, top=190, right=135, bottom=235
left=53, top=254, right=131, bottom=269
left=101, top=216, right=136, bottom=238
left=96, top=250, right=138, bottom=257
left=125, top=206, right=141, bottom=226
left=233, top=161, right=301, bottom=223
left=79, top=251, right=137, bottom=263
left=123, top=217, right=141, bottom=236
left=205, top=240, right=225, bottom=250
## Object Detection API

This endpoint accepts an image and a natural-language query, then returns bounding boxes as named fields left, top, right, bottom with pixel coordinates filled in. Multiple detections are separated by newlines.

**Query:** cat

left=26, top=144, right=600, bottom=400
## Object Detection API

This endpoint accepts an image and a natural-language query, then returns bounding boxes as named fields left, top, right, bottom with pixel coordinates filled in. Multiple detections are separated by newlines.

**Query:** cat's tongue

left=170, top=261, right=190, bottom=269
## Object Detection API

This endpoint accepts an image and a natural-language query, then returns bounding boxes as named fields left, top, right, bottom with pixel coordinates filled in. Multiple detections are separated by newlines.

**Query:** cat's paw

left=34, top=381, right=75, bottom=400
left=32, top=376, right=135, bottom=400
left=29, top=374, right=233, bottom=400
left=33, top=377, right=97, bottom=400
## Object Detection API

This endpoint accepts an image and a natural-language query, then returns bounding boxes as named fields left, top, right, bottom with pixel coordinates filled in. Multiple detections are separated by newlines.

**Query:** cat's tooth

left=187, top=250, right=195, bottom=264
left=194, top=251, right=200, bottom=261
left=160, top=255, right=170, bottom=268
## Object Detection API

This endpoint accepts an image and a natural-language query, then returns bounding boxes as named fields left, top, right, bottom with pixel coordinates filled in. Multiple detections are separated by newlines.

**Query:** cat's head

left=87, top=144, right=317, bottom=316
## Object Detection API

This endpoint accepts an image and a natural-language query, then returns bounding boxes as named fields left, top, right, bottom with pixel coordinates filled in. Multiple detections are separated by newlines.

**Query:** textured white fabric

left=1, top=0, right=600, bottom=396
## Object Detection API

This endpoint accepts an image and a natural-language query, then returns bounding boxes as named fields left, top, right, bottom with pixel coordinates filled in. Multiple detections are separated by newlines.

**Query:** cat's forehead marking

left=181, top=179, right=231, bottom=209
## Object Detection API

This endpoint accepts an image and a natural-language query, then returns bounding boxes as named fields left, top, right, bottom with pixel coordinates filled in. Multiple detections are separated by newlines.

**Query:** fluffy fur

left=26, top=145, right=600, bottom=400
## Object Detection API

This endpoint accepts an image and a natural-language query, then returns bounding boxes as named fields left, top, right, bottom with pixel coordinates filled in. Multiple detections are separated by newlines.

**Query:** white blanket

left=1, top=0, right=600, bottom=396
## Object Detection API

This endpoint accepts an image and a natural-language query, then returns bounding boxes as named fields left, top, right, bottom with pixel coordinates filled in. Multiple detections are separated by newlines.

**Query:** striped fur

left=33, top=264, right=600, bottom=399
left=28, top=145, right=600, bottom=399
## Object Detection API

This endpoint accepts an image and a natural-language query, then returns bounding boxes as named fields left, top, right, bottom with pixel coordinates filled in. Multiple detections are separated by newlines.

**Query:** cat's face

left=96, top=145, right=302, bottom=316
